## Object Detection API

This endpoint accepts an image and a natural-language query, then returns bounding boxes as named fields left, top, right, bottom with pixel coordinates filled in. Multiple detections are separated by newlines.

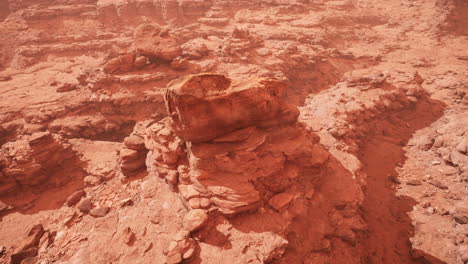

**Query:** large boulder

left=134, top=23, right=182, bottom=61
left=165, top=73, right=299, bottom=143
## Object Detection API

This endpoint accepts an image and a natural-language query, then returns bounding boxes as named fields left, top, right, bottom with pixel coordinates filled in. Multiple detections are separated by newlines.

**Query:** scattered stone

left=452, top=207, right=468, bottom=224
left=10, top=224, right=45, bottom=264
left=63, top=212, right=78, bottom=227
left=56, top=83, right=78, bottom=93
left=458, top=245, right=468, bottom=263
left=441, top=166, right=458, bottom=176
left=77, top=198, right=93, bottom=213
left=123, top=227, right=136, bottom=245
left=84, top=175, right=101, bottom=186
left=406, top=179, right=422, bottom=186
left=199, top=198, right=211, bottom=208
left=165, top=231, right=196, bottom=264
left=430, top=180, right=448, bottom=190
left=124, top=135, right=146, bottom=150
left=103, top=53, right=136, bottom=74
left=456, top=136, right=467, bottom=154
left=66, top=190, right=85, bottom=207
left=421, top=201, right=431, bottom=208
left=426, top=207, right=435, bottom=214
left=134, top=56, right=148, bottom=69
left=10, top=247, right=38, bottom=264
left=183, top=209, right=209, bottom=232
left=388, top=175, right=401, bottom=184
left=89, top=206, right=110, bottom=218
left=120, top=198, right=134, bottom=207
left=261, top=233, right=289, bottom=262
left=19, top=224, right=45, bottom=252
left=269, top=193, right=294, bottom=211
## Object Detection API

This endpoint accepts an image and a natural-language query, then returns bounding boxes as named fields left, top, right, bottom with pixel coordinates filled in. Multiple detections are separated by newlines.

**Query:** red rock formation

left=145, top=73, right=365, bottom=263
left=134, top=23, right=183, bottom=62
left=0, top=132, right=77, bottom=194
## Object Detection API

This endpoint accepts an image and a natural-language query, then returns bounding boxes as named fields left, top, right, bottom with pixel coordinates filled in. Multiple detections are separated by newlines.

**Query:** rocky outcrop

left=165, top=73, right=299, bottom=143
left=119, top=121, right=150, bottom=176
left=145, top=73, right=365, bottom=262
left=0, top=132, right=77, bottom=194
left=96, top=0, right=212, bottom=25
left=102, top=53, right=148, bottom=74
left=134, top=23, right=182, bottom=62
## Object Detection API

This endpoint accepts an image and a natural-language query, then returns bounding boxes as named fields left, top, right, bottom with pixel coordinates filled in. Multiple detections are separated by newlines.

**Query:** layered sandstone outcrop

left=144, top=73, right=365, bottom=263
left=96, top=0, right=212, bottom=25
left=134, top=23, right=183, bottom=62
left=119, top=121, right=149, bottom=176
left=0, top=132, right=77, bottom=194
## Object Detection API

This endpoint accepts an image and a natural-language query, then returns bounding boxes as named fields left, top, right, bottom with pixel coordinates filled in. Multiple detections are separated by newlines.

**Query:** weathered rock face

left=102, top=53, right=148, bottom=74
left=144, top=73, right=365, bottom=263
left=134, top=23, right=182, bottom=62
left=0, top=132, right=76, bottom=194
left=147, top=74, right=321, bottom=215
left=165, top=73, right=300, bottom=143
left=96, top=0, right=212, bottom=25
left=119, top=121, right=150, bottom=176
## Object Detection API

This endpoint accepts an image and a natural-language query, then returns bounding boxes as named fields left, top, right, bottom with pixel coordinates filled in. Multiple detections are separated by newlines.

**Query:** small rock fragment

left=458, top=245, right=468, bottom=263
left=430, top=180, right=448, bottom=190
left=123, top=227, right=136, bottom=245
left=120, top=198, right=134, bottom=207
left=10, top=247, right=38, bottom=264
left=406, top=179, right=422, bottom=186
left=56, top=83, right=78, bottom=93
left=84, top=175, right=101, bottom=186
left=124, top=135, right=146, bottom=150
left=183, top=209, right=208, bottom=232
left=77, top=198, right=93, bottom=213
left=269, top=193, right=294, bottom=211
left=456, top=137, right=467, bottom=154
left=89, top=206, right=110, bottom=218
left=134, top=56, right=148, bottom=69
left=452, top=207, right=468, bottom=224
left=165, top=231, right=196, bottom=264
left=66, top=190, right=85, bottom=207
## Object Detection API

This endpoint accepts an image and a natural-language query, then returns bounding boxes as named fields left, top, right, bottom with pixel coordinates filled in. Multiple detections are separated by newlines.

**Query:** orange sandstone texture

left=0, top=0, right=466, bottom=264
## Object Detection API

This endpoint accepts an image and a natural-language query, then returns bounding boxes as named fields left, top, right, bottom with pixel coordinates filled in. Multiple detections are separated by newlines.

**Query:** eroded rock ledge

left=144, top=73, right=365, bottom=263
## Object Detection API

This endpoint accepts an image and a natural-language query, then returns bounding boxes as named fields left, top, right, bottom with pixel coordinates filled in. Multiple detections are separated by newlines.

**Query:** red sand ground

left=0, top=0, right=466, bottom=264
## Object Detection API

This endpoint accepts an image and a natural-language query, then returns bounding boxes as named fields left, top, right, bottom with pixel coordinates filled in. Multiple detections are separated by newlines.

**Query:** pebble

left=120, top=198, right=134, bottom=207
left=123, top=227, right=136, bottom=245
left=89, top=206, right=110, bottom=218
left=77, top=198, right=94, bottom=213
left=407, top=179, right=422, bottom=186
left=84, top=176, right=101, bottom=186
left=269, top=193, right=294, bottom=211
left=183, top=209, right=209, bottom=232
left=66, top=190, right=85, bottom=207
left=430, top=180, right=448, bottom=190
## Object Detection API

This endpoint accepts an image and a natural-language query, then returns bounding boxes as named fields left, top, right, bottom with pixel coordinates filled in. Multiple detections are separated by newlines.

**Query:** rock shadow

left=356, top=96, right=446, bottom=264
